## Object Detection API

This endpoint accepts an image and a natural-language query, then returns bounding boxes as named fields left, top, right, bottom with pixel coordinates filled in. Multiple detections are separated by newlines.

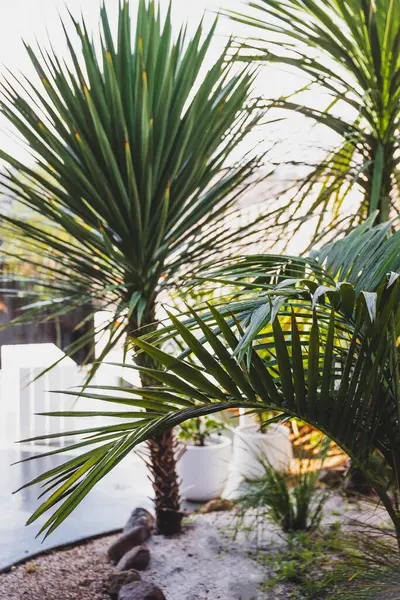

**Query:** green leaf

left=272, top=317, right=295, bottom=408
left=307, top=312, right=320, bottom=421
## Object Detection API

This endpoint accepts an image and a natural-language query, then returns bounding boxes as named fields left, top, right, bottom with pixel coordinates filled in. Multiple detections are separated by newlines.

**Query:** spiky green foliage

left=256, top=523, right=400, bottom=598
left=235, top=448, right=329, bottom=533
left=0, top=0, right=267, bottom=535
left=226, top=0, right=400, bottom=242
left=327, top=525, right=400, bottom=599
left=259, top=524, right=344, bottom=598
left=15, top=218, right=400, bottom=539
left=0, top=0, right=263, bottom=361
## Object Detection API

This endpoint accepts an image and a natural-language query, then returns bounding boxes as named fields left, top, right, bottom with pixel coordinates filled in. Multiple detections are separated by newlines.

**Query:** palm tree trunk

left=367, top=140, right=394, bottom=223
left=129, top=307, right=183, bottom=536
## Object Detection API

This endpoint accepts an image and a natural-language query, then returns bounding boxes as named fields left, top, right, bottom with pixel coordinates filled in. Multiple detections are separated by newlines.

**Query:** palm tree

left=226, top=0, right=400, bottom=242
left=0, top=0, right=266, bottom=534
left=17, top=217, right=400, bottom=545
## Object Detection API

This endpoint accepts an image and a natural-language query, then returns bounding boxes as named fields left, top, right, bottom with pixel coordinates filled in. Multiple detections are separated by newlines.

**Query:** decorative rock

left=108, top=570, right=141, bottom=600
left=119, top=582, right=166, bottom=600
left=199, top=498, right=233, bottom=514
left=344, top=467, right=374, bottom=496
left=124, top=508, right=154, bottom=534
left=318, top=468, right=346, bottom=487
left=117, top=546, right=150, bottom=572
left=108, top=527, right=150, bottom=564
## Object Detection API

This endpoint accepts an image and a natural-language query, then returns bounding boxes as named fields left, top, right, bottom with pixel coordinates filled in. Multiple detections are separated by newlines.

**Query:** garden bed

left=0, top=496, right=385, bottom=600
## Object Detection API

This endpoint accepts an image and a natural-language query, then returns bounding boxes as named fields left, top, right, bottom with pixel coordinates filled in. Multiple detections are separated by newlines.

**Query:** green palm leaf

left=16, top=220, right=400, bottom=539
left=226, top=0, right=400, bottom=241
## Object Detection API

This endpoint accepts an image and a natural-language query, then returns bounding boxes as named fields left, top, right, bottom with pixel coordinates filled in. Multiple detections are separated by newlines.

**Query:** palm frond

left=226, top=0, right=400, bottom=241
left=16, top=220, right=400, bottom=537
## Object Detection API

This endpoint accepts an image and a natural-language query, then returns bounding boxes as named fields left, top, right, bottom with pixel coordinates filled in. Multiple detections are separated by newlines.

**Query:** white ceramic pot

left=233, top=424, right=293, bottom=480
left=177, top=435, right=232, bottom=502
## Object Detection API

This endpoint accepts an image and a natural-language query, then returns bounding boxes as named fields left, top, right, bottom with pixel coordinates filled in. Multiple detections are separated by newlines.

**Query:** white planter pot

left=233, top=424, right=293, bottom=481
left=177, top=435, right=232, bottom=502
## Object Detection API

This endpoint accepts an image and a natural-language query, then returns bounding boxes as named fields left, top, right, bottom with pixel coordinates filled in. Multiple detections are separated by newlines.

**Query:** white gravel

left=144, top=512, right=278, bottom=600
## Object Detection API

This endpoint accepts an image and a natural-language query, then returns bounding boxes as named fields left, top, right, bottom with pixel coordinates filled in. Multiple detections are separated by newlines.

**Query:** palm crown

left=0, top=0, right=263, bottom=356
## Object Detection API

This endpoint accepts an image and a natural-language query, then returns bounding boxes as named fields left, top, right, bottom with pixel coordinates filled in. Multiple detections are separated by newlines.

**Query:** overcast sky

left=0, top=0, right=248, bottom=100
left=0, top=1, right=244, bottom=158
left=0, top=0, right=338, bottom=167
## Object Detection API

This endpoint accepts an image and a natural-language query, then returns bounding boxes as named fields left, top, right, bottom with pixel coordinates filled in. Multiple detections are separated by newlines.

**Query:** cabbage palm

left=18, top=218, right=400, bottom=544
left=0, top=0, right=265, bottom=534
left=227, top=0, right=400, bottom=241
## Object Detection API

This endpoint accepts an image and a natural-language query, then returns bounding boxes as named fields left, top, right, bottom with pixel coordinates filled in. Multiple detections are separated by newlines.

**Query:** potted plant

left=233, top=411, right=293, bottom=481
left=177, top=416, right=232, bottom=502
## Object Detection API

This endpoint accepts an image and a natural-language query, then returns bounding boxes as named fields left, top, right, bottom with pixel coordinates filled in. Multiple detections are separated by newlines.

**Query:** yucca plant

left=226, top=0, right=400, bottom=242
left=16, top=217, right=400, bottom=543
left=0, top=0, right=266, bottom=534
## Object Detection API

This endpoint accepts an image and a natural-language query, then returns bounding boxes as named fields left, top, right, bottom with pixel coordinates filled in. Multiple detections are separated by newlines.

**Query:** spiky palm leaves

left=0, top=0, right=264, bottom=534
left=227, top=0, right=400, bottom=241
left=17, top=218, right=400, bottom=541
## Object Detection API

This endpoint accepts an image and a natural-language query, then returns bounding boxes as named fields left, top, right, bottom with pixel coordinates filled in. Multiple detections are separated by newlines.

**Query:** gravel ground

left=0, top=536, right=116, bottom=600
left=0, top=498, right=389, bottom=600
left=0, top=511, right=279, bottom=600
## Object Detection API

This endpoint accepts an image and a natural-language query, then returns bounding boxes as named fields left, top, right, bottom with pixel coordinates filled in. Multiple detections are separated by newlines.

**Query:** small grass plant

left=328, top=524, right=400, bottom=600
left=256, top=521, right=400, bottom=599
left=233, top=436, right=347, bottom=598
left=235, top=438, right=331, bottom=535
left=258, top=522, right=343, bottom=599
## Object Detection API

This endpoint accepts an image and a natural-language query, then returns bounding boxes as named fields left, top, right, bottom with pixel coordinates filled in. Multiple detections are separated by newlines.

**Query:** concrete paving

left=0, top=444, right=153, bottom=570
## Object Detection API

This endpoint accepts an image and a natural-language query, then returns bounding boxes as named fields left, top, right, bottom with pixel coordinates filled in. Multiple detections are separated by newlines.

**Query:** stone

left=117, top=546, right=150, bottom=572
left=344, top=467, right=374, bottom=496
left=318, top=468, right=346, bottom=487
left=124, top=508, right=154, bottom=534
left=108, top=527, right=151, bottom=564
left=119, top=582, right=166, bottom=600
left=199, top=498, right=233, bottom=514
left=108, top=570, right=141, bottom=600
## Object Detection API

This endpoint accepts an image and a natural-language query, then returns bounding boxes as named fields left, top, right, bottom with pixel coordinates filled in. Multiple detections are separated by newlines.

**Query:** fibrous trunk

left=366, top=140, right=395, bottom=223
left=129, top=309, right=183, bottom=536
